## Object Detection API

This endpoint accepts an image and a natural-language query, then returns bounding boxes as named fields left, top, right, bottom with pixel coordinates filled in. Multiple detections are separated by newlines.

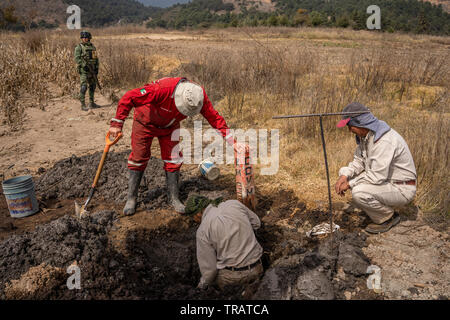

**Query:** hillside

left=138, top=0, right=191, bottom=7
left=1, top=0, right=450, bottom=35
left=146, top=0, right=450, bottom=35
left=0, top=0, right=160, bottom=30
left=222, top=0, right=276, bottom=13
left=426, top=0, right=450, bottom=12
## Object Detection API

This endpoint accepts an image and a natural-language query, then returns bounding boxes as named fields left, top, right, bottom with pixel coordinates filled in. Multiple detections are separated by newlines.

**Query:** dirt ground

left=0, top=153, right=379, bottom=299
left=0, top=32, right=448, bottom=299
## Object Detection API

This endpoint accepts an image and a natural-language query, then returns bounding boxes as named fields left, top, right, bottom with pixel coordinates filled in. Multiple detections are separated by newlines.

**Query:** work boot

left=123, top=170, right=144, bottom=216
left=80, top=84, right=88, bottom=111
left=80, top=100, right=89, bottom=111
left=365, top=213, right=400, bottom=234
left=166, top=171, right=185, bottom=214
left=89, top=100, right=100, bottom=109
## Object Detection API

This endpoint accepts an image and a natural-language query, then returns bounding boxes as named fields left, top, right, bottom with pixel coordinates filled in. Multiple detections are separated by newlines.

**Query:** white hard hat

left=174, top=82, right=204, bottom=117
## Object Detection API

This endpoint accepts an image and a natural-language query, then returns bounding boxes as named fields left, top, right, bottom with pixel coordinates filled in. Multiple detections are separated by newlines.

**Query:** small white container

left=198, top=159, right=220, bottom=181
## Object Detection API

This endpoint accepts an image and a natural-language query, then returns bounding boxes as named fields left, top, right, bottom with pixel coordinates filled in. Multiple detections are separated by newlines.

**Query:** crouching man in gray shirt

left=185, top=196, right=263, bottom=290
left=335, top=103, right=417, bottom=234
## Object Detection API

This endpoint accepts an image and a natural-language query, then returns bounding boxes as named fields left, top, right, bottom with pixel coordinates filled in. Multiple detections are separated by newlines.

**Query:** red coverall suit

left=110, top=77, right=233, bottom=172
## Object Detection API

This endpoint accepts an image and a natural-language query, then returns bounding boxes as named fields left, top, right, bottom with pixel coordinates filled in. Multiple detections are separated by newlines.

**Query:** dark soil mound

left=0, top=210, right=118, bottom=299
left=0, top=211, right=241, bottom=300
left=0, top=208, right=373, bottom=300
left=253, top=232, right=371, bottom=300
left=35, top=151, right=233, bottom=211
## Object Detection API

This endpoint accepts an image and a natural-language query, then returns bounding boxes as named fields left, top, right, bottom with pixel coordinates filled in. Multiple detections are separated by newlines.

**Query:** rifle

left=83, top=59, right=102, bottom=91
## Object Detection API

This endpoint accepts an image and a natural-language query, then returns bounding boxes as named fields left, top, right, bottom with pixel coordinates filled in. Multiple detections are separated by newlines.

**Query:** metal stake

left=319, top=116, right=334, bottom=244
left=273, top=111, right=370, bottom=242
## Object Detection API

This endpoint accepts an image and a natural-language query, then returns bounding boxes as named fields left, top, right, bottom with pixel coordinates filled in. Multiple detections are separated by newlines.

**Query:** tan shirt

left=339, top=129, right=417, bottom=188
left=196, top=200, right=263, bottom=285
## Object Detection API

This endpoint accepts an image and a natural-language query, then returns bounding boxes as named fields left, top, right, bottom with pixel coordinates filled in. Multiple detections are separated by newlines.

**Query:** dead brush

left=395, top=111, right=449, bottom=219
left=20, top=30, right=47, bottom=53
left=180, top=44, right=316, bottom=118
left=39, top=39, right=79, bottom=96
left=0, top=43, right=30, bottom=129
left=346, top=49, right=393, bottom=98
left=100, top=41, right=153, bottom=89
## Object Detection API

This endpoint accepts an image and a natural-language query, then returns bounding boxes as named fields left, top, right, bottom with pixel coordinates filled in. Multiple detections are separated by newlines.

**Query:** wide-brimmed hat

left=174, top=82, right=204, bottom=117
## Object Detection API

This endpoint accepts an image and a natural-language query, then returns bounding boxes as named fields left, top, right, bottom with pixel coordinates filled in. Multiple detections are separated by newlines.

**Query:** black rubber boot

left=123, top=170, right=144, bottom=216
left=166, top=171, right=185, bottom=214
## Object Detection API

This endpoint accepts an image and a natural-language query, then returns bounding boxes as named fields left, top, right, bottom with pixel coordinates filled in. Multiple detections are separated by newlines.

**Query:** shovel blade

left=74, top=201, right=88, bottom=218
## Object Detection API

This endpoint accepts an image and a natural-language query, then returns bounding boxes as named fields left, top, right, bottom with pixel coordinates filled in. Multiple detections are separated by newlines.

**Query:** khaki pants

left=350, top=174, right=416, bottom=224
left=216, top=263, right=263, bottom=290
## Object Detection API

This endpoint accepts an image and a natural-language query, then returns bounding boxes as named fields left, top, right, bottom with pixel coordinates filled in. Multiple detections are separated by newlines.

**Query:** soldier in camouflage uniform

left=74, top=31, right=99, bottom=111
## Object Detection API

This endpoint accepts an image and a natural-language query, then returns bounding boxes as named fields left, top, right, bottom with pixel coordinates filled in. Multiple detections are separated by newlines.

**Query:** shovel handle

left=105, top=131, right=123, bottom=148
left=91, top=131, right=122, bottom=188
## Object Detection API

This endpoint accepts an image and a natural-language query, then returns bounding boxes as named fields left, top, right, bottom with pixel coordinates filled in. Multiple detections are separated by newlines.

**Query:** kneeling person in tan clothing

left=335, top=103, right=417, bottom=234
left=185, top=196, right=263, bottom=290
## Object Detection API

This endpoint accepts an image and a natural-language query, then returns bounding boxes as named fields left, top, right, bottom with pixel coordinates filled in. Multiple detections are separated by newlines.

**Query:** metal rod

left=272, top=111, right=370, bottom=119
left=319, top=116, right=334, bottom=243
left=272, top=110, right=370, bottom=242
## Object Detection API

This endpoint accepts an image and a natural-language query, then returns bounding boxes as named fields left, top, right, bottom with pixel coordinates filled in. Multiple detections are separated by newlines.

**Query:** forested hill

left=1, top=0, right=449, bottom=36
left=61, top=0, right=161, bottom=27
left=147, top=0, right=450, bottom=35
left=0, top=0, right=161, bottom=30
left=138, top=0, right=192, bottom=7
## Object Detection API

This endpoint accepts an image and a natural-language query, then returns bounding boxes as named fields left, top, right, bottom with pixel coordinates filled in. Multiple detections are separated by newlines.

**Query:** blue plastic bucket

left=2, top=175, right=39, bottom=218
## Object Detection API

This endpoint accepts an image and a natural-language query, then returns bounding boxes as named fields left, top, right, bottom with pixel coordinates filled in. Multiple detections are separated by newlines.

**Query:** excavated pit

left=0, top=152, right=378, bottom=299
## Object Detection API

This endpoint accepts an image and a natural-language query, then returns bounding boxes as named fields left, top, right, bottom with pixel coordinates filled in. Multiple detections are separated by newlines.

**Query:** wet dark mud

left=0, top=211, right=240, bottom=299
left=34, top=151, right=234, bottom=211
left=0, top=152, right=377, bottom=300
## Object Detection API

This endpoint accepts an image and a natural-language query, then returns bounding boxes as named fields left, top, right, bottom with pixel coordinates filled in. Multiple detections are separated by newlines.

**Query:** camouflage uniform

left=74, top=31, right=99, bottom=110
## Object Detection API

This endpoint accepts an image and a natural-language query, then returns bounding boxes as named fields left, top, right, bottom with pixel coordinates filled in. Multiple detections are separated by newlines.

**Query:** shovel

left=75, top=131, right=123, bottom=218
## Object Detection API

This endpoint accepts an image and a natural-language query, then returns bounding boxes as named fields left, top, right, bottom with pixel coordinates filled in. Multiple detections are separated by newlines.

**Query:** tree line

left=1, top=0, right=449, bottom=36
left=147, top=0, right=450, bottom=36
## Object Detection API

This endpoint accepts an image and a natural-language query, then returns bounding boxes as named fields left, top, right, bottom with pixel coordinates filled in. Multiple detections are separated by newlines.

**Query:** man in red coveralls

left=108, top=77, right=235, bottom=216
